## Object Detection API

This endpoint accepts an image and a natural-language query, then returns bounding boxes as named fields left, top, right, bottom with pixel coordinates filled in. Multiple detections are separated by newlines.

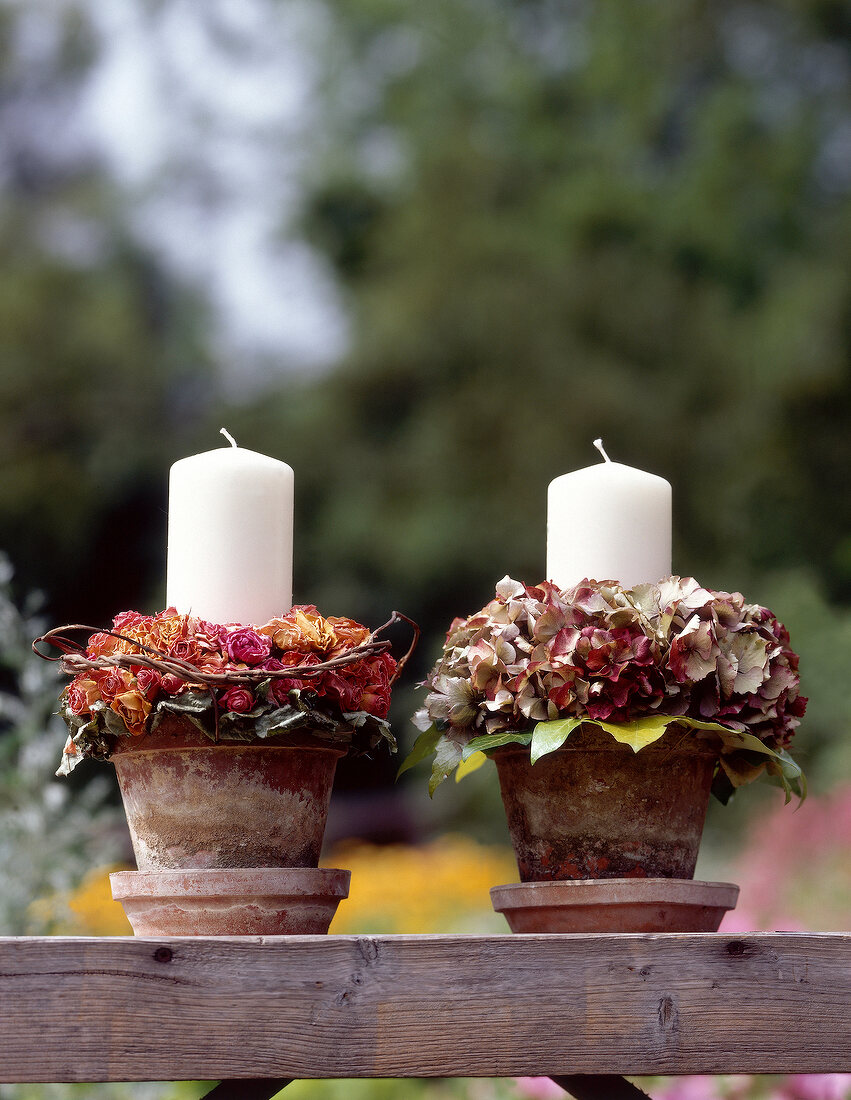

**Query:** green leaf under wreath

left=525, top=714, right=806, bottom=803
left=462, top=730, right=533, bottom=757
left=397, top=724, right=442, bottom=779
left=400, top=714, right=806, bottom=803
left=57, top=688, right=396, bottom=776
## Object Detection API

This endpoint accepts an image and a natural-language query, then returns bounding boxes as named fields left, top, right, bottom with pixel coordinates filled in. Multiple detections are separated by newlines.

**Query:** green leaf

left=342, top=711, right=397, bottom=751
left=462, top=731, right=533, bottom=758
left=254, top=705, right=314, bottom=738
left=455, top=750, right=487, bottom=781
left=397, top=724, right=442, bottom=779
left=149, top=692, right=215, bottom=738
left=764, top=747, right=807, bottom=805
left=530, top=718, right=581, bottom=763
left=592, top=715, right=680, bottom=752
left=156, top=690, right=212, bottom=715
left=100, top=705, right=130, bottom=738
left=719, top=753, right=767, bottom=790
left=429, top=736, right=464, bottom=797
left=710, top=768, right=736, bottom=806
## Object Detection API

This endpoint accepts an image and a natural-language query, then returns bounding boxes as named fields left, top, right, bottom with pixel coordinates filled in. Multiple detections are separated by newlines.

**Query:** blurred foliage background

left=0, top=1, right=850, bottom=1097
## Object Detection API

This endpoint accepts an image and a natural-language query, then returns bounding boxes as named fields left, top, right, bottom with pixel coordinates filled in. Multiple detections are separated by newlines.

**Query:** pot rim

left=110, top=867, right=352, bottom=899
left=109, top=734, right=347, bottom=759
left=490, top=877, right=740, bottom=909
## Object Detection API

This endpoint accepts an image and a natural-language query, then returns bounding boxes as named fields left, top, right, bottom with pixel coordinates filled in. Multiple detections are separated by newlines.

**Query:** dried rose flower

left=55, top=605, right=399, bottom=775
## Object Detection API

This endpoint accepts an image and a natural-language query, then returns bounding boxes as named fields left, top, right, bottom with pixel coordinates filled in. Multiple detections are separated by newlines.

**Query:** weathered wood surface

left=0, top=934, right=849, bottom=1082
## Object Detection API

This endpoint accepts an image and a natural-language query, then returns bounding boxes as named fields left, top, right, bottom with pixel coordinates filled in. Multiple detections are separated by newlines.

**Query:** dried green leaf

left=397, top=724, right=442, bottom=779
left=429, top=735, right=464, bottom=797
left=530, top=718, right=582, bottom=763
left=592, top=715, right=677, bottom=753
left=455, top=750, right=487, bottom=781
left=462, top=731, right=533, bottom=757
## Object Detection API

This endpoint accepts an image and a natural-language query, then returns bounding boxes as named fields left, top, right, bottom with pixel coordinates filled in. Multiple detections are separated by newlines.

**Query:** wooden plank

left=0, top=934, right=849, bottom=1082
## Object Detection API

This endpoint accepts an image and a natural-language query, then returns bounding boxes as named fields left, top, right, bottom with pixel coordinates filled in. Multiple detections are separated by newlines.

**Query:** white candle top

left=166, top=433, right=294, bottom=625
left=546, top=440, right=672, bottom=590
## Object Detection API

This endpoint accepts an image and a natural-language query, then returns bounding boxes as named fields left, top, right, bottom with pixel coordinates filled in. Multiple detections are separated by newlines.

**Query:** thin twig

left=32, top=614, right=419, bottom=695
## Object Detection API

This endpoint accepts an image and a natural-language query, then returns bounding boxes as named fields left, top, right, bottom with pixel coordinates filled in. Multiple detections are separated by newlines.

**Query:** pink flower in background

left=722, top=784, right=851, bottom=934
left=785, top=1076, right=851, bottom=1100
left=225, top=627, right=271, bottom=666
left=655, top=1077, right=759, bottom=1100
left=513, top=1078, right=565, bottom=1099
left=655, top=1077, right=720, bottom=1100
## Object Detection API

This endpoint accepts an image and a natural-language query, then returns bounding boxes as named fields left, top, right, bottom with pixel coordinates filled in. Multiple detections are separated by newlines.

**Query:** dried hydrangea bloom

left=420, top=576, right=805, bottom=750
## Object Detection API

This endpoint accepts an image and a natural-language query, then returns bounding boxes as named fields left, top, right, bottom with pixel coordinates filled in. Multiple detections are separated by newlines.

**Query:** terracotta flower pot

left=110, top=714, right=345, bottom=871
left=493, top=724, right=717, bottom=882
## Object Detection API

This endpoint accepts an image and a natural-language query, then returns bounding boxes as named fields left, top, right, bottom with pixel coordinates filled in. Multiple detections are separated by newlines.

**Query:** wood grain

left=0, top=934, right=848, bottom=1082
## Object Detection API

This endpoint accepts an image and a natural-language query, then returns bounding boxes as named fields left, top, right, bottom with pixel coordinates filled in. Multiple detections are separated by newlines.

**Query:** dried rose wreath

left=35, top=605, right=418, bottom=776
left=401, top=576, right=806, bottom=803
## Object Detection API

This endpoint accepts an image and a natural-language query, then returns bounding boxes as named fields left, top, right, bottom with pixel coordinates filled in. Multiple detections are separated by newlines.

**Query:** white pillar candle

left=546, top=440, right=672, bottom=589
left=166, top=430, right=294, bottom=624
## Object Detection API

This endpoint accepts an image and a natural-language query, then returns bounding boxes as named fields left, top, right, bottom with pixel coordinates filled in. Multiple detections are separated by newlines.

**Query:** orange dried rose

left=87, top=632, right=121, bottom=658
left=326, top=616, right=371, bottom=654
left=67, top=677, right=101, bottom=714
left=149, top=610, right=191, bottom=653
left=110, top=689, right=151, bottom=735
left=97, top=611, right=159, bottom=657
left=258, top=617, right=287, bottom=643
left=196, top=653, right=227, bottom=676
left=260, top=606, right=337, bottom=653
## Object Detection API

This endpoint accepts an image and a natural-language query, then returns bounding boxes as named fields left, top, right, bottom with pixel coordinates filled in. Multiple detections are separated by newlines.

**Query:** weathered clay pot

left=491, top=878, right=739, bottom=933
left=493, top=725, right=717, bottom=881
left=111, top=868, right=350, bottom=936
left=110, top=715, right=344, bottom=871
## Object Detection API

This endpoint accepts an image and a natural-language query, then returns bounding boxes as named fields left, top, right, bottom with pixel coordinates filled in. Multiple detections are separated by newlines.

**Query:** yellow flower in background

left=324, top=836, right=516, bottom=934
left=31, top=865, right=132, bottom=936
left=67, top=866, right=133, bottom=935
left=39, top=836, right=516, bottom=938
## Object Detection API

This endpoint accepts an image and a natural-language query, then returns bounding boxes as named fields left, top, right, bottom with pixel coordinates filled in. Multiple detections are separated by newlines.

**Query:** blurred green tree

left=225, top=0, right=851, bottom=789
left=0, top=2, right=213, bottom=623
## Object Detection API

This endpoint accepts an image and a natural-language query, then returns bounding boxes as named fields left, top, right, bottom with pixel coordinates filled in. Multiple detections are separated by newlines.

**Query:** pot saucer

left=491, top=877, right=739, bottom=933
left=111, top=866, right=350, bottom=937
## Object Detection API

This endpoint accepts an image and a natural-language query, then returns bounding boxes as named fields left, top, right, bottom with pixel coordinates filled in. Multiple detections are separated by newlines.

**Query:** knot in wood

left=657, top=995, right=677, bottom=1031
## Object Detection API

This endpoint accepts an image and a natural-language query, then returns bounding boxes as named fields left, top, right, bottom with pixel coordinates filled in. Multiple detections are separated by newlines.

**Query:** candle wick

left=593, top=438, right=612, bottom=464
left=220, top=428, right=238, bottom=449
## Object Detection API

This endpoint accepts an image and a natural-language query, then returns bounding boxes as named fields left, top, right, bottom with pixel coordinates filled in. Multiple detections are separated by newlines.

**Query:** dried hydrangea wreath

left=36, top=605, right=418, bottom=776
left=402, top=576, right=806, bottom=803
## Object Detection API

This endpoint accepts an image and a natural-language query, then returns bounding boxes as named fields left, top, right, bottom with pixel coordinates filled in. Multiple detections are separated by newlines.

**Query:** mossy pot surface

left=110, top=715, right=344, bottom=871
left=493, top=725, right=717, bottom=882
